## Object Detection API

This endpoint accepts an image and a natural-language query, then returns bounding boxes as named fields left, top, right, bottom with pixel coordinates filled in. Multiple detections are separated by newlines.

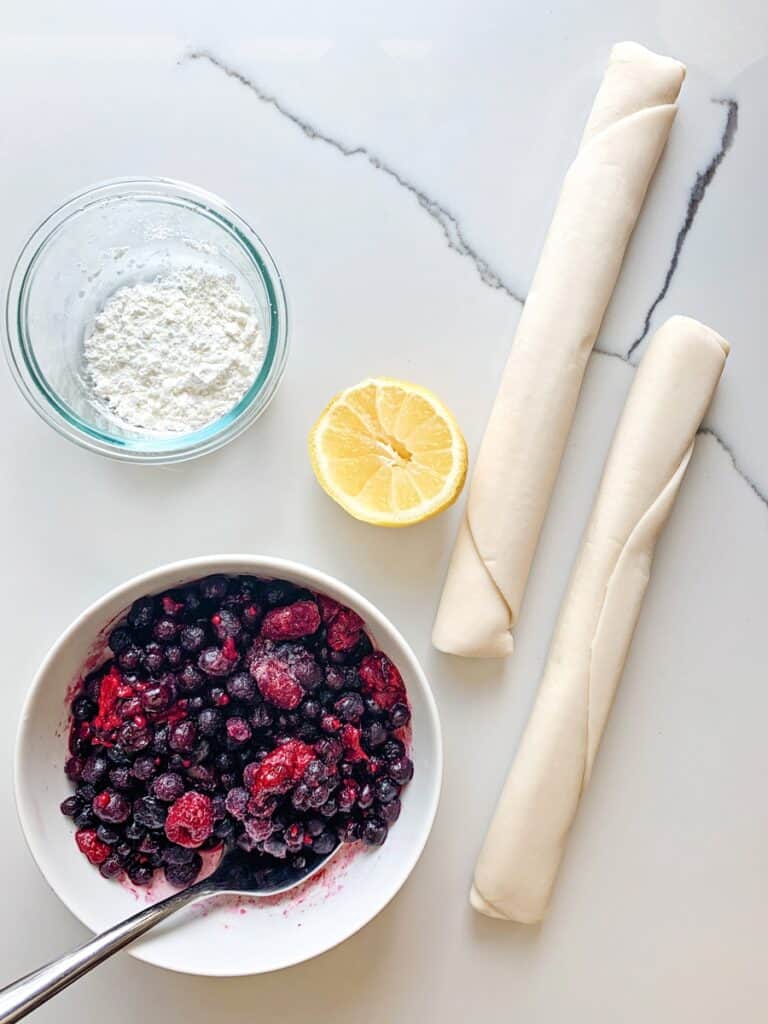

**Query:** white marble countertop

left=2, top=2, right=767, bottom=1021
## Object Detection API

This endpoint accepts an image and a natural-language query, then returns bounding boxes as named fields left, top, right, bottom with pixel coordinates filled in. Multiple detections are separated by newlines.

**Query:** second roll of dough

left=470, top=315, right=730, bottom=923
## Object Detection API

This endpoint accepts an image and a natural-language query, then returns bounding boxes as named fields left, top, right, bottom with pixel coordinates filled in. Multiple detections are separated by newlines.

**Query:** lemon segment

left=309, top=377, right=468, bottom=527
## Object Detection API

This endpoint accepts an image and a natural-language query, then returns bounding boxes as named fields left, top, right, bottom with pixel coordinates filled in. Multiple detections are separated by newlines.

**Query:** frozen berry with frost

left=165, top=791, right=214, bottom=848
left=358, top=653, right=407, bottom=711
left=76, top=828, right=111, bottom=865
left=260, top=600, right=320, bottom=641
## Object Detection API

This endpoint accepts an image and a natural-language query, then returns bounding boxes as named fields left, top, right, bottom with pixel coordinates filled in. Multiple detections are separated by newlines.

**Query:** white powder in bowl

left=82, top=267, right=266, bottom=433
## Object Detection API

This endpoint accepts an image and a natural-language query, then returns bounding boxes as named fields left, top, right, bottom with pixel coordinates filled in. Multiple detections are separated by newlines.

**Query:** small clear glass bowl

left=3, top=178, right=289, bottom=463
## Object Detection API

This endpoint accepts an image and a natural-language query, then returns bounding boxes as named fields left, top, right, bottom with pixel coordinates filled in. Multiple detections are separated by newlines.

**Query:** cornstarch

left=83, top=267, right=265, bottom=433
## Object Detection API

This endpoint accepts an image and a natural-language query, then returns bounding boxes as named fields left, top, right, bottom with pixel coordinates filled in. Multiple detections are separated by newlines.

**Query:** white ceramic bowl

left=14, top=556, right=442, bottom=976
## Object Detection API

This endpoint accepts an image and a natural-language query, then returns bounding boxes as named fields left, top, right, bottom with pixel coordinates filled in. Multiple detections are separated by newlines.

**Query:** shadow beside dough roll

left=470, top=315, right=730, bottom=922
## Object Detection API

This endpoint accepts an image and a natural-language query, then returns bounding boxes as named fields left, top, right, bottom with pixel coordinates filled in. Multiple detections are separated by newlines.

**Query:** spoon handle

left=0, top=882, right=212, bottom=1023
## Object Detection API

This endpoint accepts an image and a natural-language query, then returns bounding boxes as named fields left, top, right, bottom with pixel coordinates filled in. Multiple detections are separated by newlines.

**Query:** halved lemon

left=309, top=377, right=468, bottom=527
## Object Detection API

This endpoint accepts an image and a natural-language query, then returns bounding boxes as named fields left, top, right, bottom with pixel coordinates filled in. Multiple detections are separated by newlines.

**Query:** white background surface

left=2, top=2, right=767, bottom=1020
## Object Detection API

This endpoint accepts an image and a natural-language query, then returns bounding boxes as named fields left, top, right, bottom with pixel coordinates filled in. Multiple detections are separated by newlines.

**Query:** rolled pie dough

left=432, top=42, right=686, bottom=658
left=470, top=316, right=730, bottom=923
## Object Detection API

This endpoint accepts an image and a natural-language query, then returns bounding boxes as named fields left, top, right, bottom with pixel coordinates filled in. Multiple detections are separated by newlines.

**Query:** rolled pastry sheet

left=433, top=42, right=686, bottom=658
left=470, top=315, right=730, bottom=923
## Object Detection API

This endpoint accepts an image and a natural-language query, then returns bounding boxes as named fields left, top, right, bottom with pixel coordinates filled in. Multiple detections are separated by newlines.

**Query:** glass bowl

left=3, top=178, right=289, bottom=463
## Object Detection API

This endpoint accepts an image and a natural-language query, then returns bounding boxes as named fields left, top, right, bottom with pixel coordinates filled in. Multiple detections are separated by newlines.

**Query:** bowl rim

left=3, top=177, right=290, bottom=465
left=14, top=554, right=443, bottom=975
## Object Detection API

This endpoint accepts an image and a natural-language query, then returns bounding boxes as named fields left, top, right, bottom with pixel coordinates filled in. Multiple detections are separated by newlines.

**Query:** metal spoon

left=0, top=844, right=338, bottom=1023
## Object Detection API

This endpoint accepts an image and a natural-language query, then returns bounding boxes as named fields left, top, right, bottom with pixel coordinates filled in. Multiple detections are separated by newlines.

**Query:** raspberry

left=340, top=724, right=368, bottom=762
left=164, top=791, right=214, bottom=848
left=327, top=608, right=364, bottom=652
left=250, top=656, right=304, bottom=710
left=315, top=593, right=342, bottom=624
left=358, top=653, right=408, bottom=711
left=260, top=600, right=321, bottom=641
left=248, top=739, right=314, bottom=800
left=75, top=828, right=111, bottom=865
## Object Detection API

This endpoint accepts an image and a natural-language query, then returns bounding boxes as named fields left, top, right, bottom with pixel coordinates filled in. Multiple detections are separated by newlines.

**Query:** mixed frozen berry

left=61, top=575, right=413, bottom=889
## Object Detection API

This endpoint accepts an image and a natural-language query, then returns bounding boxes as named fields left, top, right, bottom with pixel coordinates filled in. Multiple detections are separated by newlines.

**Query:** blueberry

left=358, top=782, right=375, bottom=809
left=93, top=790, right=130, bottom=824
left=362, top=721, right=388, bottom=750
left=250, top=704, right=273, bottom=730
left=71, top=695, right=97, bottom=721
left=337, top=818, right=361, bottom=843
left=215, top=752, right=235, bottom=774
left=108, top=626, right=133, bottom=655
left=152, top=772, right=185, bottom=802
left=212, top=609, right=242, bottom=641
left=125, top=820, right=145, bottom=842
left=301, top=699, right=321, bottom=721
left=380, top=798, right=401, bottom=825
left=334, top=692, right=365, bottom=723
left=108, top=766, right=133, bottom=790
left=361, top=816, right=388, bottom=846
left=225, top=717, right=252, bottom=745
left=141, top=642, right=165, bottom=675
left=138, top=834, right=160, bottom=855
left=262, top=836, right=288, bottom=859
left=199, top=646, right=237, bottom=677
left=214, top=818, right=235, bottom=840
left=128, top=863, right=154, bottom=886
left=64, top=756, right=85, bottom=781
left=291, top=783, right=311, bottom=811
left=118, top=645, right=142, bottom=671
left=226, top=672, right=256, bottom=703
left=192, top=739, right=211, bottom=764
left=118, top=721, right=151, bottom=753
left=140, top=681, right=176, bottom=713
left=96, top=824, right=120, bottom=845
left=325, top=667, right=346, bottom=692
left=388, top=756, right=414, bottom=785
left=165, top=644, right=183, bottom=668
left=180, top=625, right=206, bottom=653
left=81, top=754, right=109, bottom=784
left=197, top=708, right=222, bottom=736
left=107, top=746, right=132, bottom=766
left=388, top=703, right=411, bottom=729
left=200, top=575, right=228, bottom=601
left=164, top=855, right=202, bottom=888
left=74, top=807, right=96, bottom=828
left=313, top=831, right=338, bottom=855
left=131, top=756, right=157, bottom=782
left=263, top=580, right=299, bottom=608
left=162, top=844, right=195, bottom=866
left=186, top=695, right=205, bottom=711
left=133, top=796, right=167, bottom=830
left=60, top=796, right=80, bottom=817
left=375, top=777, right=399, bottom=804
left=381, top=738, right=406, bottom=763
left=363, top=697, right=385, bottom=720
left=178, top=664, right=204, bottom=693
left=152, top=725, right=170, bottom=756
left=169, top=720, right=197, bottom=752
left=153, top=618, right=178, bottom=642
left=128, top=596, right=157, bottom=631
left=99, top=856, right=123, bottom=879
left=186, top=764, right=217, bottom=790
left=77, top=783, right=97, bottom=802
left=224, top=788, right=249, bottom=820
left=319, top=796, right=338, bottom=819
